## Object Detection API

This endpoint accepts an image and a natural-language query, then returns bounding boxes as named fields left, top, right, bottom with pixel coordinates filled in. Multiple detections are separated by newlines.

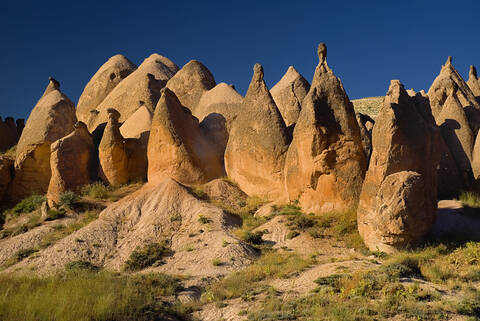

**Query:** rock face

left=9, top=78, right=76, bottom=200
left=166, top=60, right=216, bottom=115
left=356, top=113, right=374, bottom=162
left=47, top=122, right=95, bottom=206
left=87, top=54, right=179, bottom=131
left=147, top=88, right=224, bottom=185
left=98, top=109, right=129, bottom=186
left=224, top=64, right=290, bottom=199
left=270, top=66, right=310, bottom=126
left=357, top=80, right=439, bottom=253
left=0, top=157, right=13, bottom=201
left=284, top=43, right=366, bottom=213
left=195, top=83, right=243, bottom=129
left=467, top=65, right=480, bottom=98
left=119, top=104, right=152, bottom=140
left=472, top=131, right=480, bottom=179
left=0, top=117, right=20, bottom=152
left=77, top=55, right=137, bottom=123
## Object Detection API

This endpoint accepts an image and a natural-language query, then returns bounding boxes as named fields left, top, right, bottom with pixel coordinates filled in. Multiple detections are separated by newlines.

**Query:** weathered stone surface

left=195, top=83, right=243, bottom=130
left=356, top=113, right=374, bottom=162
left=467, top=65, right=480, bottom=98
left=0, top=117, right=19, bottom=152
left=147, top=88, right=224, bottom=185
left=9, top=78, right=76, bottom=200
left=77, top=54, right=137, bottom=123
left=47, top=122, right=95, bottom=206
left=472, top=130, right=480, bottom=179
left=428, top=57, right=480, bottom=133
left=166, top=60, right=216, bottom=115
left=224, top=64, right=289, bottom=199
left=119, top=104, right=152, bottom=140
left=200, top=113, right=229, bottom=170
left=98, top=109, right=129, bottom=186
left=357, top=80, right=439, bottom=253
left=0, top=157, right=13, bottom=201
left=87, top=54, right=178, bottom=131
left=270, top=66, right=310, bottom=126
left=284, top=44, right=367, bottom=213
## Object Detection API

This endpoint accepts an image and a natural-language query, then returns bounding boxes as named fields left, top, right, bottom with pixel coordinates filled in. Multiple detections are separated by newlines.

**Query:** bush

left=81, top=182, right=109, bottom=199
left=12, top=195, right=45, bottom=214
left=212, top=258, right=223, bottom=266
left=286, top=231, right=300, bottom=239
left=46, top=208, right=66, bottom=221
left=59, top=191, right=79, bottom=208
left=198, top=215, right=211, bottom=224
left=4, top=248, right=38, bottom=268
left=124, top=241, right=173, bottom=271
left=458, top=191, right=480, bottom=208
left=243, top=231, right=264, bottom=245
left=64, top=260, right=99, bottom=273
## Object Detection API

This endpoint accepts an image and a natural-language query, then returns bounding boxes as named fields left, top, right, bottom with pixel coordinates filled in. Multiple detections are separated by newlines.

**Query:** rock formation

left=357, top=80, right=439, bottom=253
left=47, top=122, right=95, bottom=206
left=166, top=60, right=216, bottom=115
left=9, top=78, right=76, bottom=200
left=270, top=66, right=310, bottom=126
left=195, top=83, right=243, bottom=129
left=147, top=88, right=224, bottom=185
left=428, top=57, right=480, bottom=133
left=467, top=65, right=480, bottom=98
left=283, top=43, right=367, bottom=213
left=98, top=109, right=129, bottom=186
left=356, top=113, right=373, bottom=162
left=119, top=104, right=152, bottom=140
left=87, top=54, right=178, bottom=131
left=0, top=117, right=19, bottom=152
left=0, top=157, right=13, bottom=201
left=224, top=64, right=290, bottom=199
left=77, top=54, right=137, bottom=123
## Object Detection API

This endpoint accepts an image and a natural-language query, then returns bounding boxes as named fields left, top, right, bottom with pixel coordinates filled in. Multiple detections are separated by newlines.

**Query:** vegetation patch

left=11, top=194, right=45, bottom=215
left=59, top=190, right=80, bottom=208
left=81, top=182, right=110, bottom=199
left=3, top=248, right=38, bottom=268
left=458, top=191, right=480, bottom=208
left=45, top=208, right=66, bottom=221
left=124, top=241, right=173, bottom=271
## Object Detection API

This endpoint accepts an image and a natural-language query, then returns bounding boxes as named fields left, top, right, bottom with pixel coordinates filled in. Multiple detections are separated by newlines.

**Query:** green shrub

left=458, top=191, right=480, bottom=208
left=124, top=241, right=172, bottom=271
left=212, top=258, right=223, bottom=266
left=59, top=191, right=79, bottom=208
left=192, top=186, right=208, bottom=200
left=64, top=260, right=99, bottom=272
left=3, top=248, right=38, bottom=268
left=46, top=208, right=66, bottom=221
left=198, top=215, right=211, bottom=224
left=12, top=195, right=45, bottom=214
left=286, top=231, right=300, bottom=239
left=81, top=182, right=109, bottom=199
left=243, top=231, right=264, bottom=245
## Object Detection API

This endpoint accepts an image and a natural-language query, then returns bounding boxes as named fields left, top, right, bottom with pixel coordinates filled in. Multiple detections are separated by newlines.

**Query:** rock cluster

left=0, top=117, right=24, bottom=152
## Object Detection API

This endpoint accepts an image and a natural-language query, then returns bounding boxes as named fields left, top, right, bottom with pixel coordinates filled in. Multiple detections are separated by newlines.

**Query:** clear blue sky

left=1, top=0, right=479, bottom=119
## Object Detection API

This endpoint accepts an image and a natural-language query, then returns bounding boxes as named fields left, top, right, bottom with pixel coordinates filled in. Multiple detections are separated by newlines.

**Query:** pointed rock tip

left=106, top=108, right=121, bottom=121
left=388, top=80, right=406, bottom=93
left=470, top=65, right=477, bottom=78
left=317, top=43, right=327, bottom=64
left=48, top=76, right=60, bottom=89
left=253, top=63, right=264, bottom=80
left=446, top=56, right=452, bottom=65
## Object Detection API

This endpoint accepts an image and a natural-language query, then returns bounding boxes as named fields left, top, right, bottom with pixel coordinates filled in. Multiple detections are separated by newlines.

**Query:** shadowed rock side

left=195, top=83, right=243, bottom=130
left=357, top=80, right=439, bottom=253
left=76, top=54, right=137, bottom=123
left=166, top=60, right=216, bottom=115
left=0, top=117, right=23, bottom=152
left=428, top=57, right=480, bottom=133
left=467, top=65, right=480, bottom=99
left=472, top=131, right=480, bottom=179
left=284, top=43, right=367, bottom=213
left=356, top=113, right=373, bottom=162
left=0, top=157, right=13, bottom=201
left=87, top=54, right=179, bottom=131
left=9, top=78, right=76, bottom=200
left=47, top=122, right=95, bottom=207
left=270, top=66, right=310, bottom=126
left=224, top=64, right=290, bottom=199
left=6, top=178, right=257, bottom=275
left=147, top=88, right=224, bottom=185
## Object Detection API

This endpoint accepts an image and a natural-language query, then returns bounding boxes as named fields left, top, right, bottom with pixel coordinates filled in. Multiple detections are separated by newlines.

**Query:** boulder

left=224, top=64, right=290, bottom=199
left=47, top=122, right=95, bottom=207
left=147, top=88, right=224, bottom=185
left=284, top=43, right=367, bottom=213
left=9, top=78, right=76, bottom=200
left=270, top=66, right=310, bottom=126
left=77, top=54, right=137, bottom=123
left=87, top=54, right=178, bottom=131
left=428, top=57, right=480, bottom=133
left=98, top=109, right=129, bottom=186
left=467, top=65, right=480, bottom=98
left=195, top=83, right=243, bottom=130
left=0, top=157, right=13, bottom=201
left=357, top=80, right=439, bottom=253
left=166, top=60, right=216, bottom=115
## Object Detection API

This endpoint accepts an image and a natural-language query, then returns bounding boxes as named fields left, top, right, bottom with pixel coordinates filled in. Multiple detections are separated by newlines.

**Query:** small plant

left=124, top=241, right=172, bottom=271
left=243, top=231, right=264, bottom=245
left=81, top=182, right=110, bottom=199
left=286, top=231, right=300, bottom=239
left=192, top=186, right=208, bottom=200
left=64, top=260, right=99, bottom=272
left=46, top=208, right=66, bottom=221
left=4, top=247, right=38, bottom=267
left=198, top=215, right=211, bottom=224
left=12, top=194, right=45, bottom=214
left=222, top=240, right=230, bottom=247
left=458, top=191, right=480, bottom=208
left=212, top=258, right=223, bottom=266
left=59, top=191, right=79, bottom=208
left=170, top=213, right=181, bottom=222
